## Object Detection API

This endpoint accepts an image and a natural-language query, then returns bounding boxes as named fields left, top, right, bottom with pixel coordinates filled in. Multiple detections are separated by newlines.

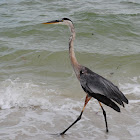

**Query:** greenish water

left=0, top=0, right=140, bottom=140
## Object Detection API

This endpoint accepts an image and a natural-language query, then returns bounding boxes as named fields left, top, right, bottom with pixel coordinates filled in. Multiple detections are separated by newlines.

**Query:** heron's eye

left=80, top=70, right=84, bottom=75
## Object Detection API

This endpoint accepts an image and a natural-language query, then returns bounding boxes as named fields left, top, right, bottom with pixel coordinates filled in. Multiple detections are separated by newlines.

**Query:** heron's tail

left=93, top=94, right=120, bottom=112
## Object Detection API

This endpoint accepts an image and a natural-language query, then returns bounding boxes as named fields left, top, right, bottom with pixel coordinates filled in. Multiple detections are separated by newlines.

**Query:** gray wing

left=80, top=67, right=128, bottom=111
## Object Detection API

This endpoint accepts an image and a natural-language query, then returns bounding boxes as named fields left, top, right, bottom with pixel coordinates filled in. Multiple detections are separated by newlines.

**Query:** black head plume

left=62, top=18, right=72, bottom=22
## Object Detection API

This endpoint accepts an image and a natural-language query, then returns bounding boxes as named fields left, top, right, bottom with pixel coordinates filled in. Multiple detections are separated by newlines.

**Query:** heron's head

left=43, top=18, right=73, bottom=26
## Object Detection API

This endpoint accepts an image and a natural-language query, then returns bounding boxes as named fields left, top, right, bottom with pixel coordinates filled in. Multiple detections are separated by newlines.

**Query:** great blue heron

left=43, top=18, right=128, bottom=135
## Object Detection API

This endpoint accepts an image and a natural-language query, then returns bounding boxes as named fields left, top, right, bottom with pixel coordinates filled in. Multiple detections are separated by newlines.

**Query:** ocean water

left=0, top=0, right=140, bottom=139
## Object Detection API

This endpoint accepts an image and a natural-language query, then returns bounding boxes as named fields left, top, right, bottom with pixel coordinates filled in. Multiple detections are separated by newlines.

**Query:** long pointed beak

left=42, top=20, right=63, bottom=24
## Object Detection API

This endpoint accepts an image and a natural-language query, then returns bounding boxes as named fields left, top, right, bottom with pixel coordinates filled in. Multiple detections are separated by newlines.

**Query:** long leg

left=98, top=101, right=109, bottom=132
left=60, top=95, right=91, bottom=135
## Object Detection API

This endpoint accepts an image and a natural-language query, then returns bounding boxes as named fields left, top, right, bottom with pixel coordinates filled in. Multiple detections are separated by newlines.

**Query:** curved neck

left=68, top=23, right=80, bottom=77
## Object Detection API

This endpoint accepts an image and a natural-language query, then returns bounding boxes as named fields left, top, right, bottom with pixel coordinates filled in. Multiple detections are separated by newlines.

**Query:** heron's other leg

left=60, top=95, right=91, bottom=135
left=98, top=101, right=109, bottom=132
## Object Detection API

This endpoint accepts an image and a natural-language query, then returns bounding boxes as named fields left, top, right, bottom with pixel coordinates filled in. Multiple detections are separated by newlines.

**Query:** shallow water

left=0, top=0, right=140, bottom=140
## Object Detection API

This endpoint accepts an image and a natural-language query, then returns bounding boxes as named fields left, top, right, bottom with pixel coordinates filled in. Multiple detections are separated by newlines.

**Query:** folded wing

left=80, top=67, right=128, bottom=112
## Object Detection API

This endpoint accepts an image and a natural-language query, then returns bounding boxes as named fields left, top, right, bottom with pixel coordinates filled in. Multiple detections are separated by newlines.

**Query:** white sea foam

left=120, top=77, right=140, bottom=96
left=0, top=76, right=140, bottom=110
left=0, top=78, right=59, bottom=110
left=0, top=78, right=85, bottom=123
left=0, top=77, right=139, bottom=140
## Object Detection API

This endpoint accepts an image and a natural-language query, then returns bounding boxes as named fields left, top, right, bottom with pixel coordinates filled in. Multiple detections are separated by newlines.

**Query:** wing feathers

left=100, top=77, right=128, bottom=104
left=80, top=66, right=129, bottom=111
left=93, top=93, right=120, bottom=112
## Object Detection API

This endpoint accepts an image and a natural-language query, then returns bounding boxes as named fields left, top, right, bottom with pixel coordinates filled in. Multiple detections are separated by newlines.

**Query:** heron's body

left=43, top=18, right=128, bottom=135
left=80, top=66, right=128, bottom=112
